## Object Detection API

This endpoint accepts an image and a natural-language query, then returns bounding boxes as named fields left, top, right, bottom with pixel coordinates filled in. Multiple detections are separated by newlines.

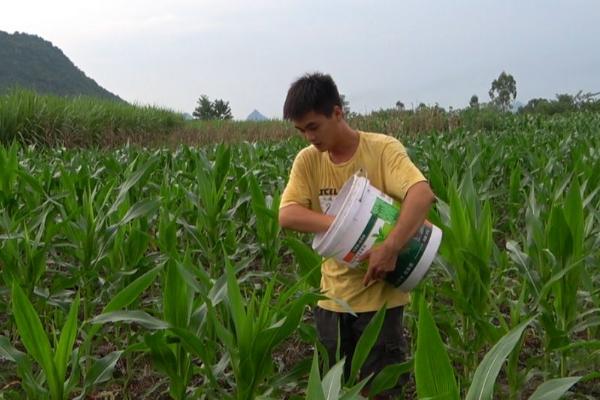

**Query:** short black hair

left=283, top=72, right=342, bottom=120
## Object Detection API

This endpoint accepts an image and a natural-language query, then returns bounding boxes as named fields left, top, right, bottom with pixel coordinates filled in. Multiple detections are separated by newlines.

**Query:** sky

left=2, top=0, right=599, bottom=119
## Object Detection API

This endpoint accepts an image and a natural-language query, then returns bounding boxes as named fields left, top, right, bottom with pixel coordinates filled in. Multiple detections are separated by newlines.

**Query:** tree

left=469, top=94, right=479, bottom=109
left=193, top=95, right=213, bottom=120
left=212, top=99, right=233, bottom=120
left=488, top=71, right=517, bottom=112
left=395, top=100, right=405, bottom=111
left=192, top=95, right=233, bottom=120
left=340, top=94, right=351, bottom=116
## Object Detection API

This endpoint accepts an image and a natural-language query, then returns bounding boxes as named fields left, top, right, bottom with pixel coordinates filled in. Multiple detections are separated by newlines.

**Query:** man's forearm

left=384, top=182, right=435, bottom=252
left=279, top=204, right=334, bottom=233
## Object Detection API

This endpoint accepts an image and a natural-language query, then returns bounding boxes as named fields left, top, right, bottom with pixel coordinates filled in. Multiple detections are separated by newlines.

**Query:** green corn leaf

left=82, top=264, right=163, bottom=356
left=553, top=339, right=600, bottom=354
left=213, top=143, right=231, bottom=190
left=163, top=259, right=192, bottom=328
left=108, top=156, right=158, bottom=215
left=17, top=169, right=45, bottom=197
left=349, top=306, right=386, bottom=385
left=547, top=206, right=572, bottom=265
left=283, top=236, right=322, bottom=288
left=506, top=240, right=540, bottom=298
left=528, top=376, right=581, bottom=400
left=78, top=351, right=123, bottom=399
left=112, top=197, right=159, bottom=228
left=466, top=317, right=535, bottom=400
left=225, top=258, right=247, bottom=340
left=90, top=310, right=170, bottom=330
left=206, top=300, right=235, bottom=351
left=11, top=282, right=62, bottom=400
left=174, top=259, right=205, bottom=293
left=169, top=327, right=205, bottom=357
left=54, top=293, right=80, bottom=383
left=247, top=172, right=266, bottom=210
left=104, top=265, right=162, bottom=313
left=0, top=335, right=37, bottom=393
left=158, top=209, right=177, bottom=255
left=169, top=326, right=217, bottom=386
left=368, top=360, right=413, bottom=397
left=271, top=292, right=317, bottom=347
left=564, top=180, right=584, bottom=258
left=537, top=257, right=585, bottom=304
left=420, top=394, right=460, bottom=400
left=339, top=375, right=371, bottom=400
left=508, top=163, right=521, bottom=204
left=144, top=332, right=178, bottom=379
left=448, top=182, right=469, bottom=245
left=269, top=357, right=313, bottom=390
left=415, top=296, right=459, bottom=400
left=306, top=350, right=326, bottom=400
left=0, top=335, right=27, bottom=363
left=321, top=357, right=345, bottom=400
left=208, top=272, right=229, bottom=306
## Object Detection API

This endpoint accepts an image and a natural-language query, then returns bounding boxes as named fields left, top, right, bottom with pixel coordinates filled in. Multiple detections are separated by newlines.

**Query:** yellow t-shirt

left=280, top=131, right=427, bottom=313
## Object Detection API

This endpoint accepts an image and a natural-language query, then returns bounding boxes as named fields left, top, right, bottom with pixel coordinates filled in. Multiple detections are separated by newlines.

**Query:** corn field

left=0, top=112, right=599, bottom=399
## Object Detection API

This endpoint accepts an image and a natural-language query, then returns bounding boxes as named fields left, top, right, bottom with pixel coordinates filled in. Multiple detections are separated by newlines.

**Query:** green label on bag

left=371, top=198, right=399, bottom=223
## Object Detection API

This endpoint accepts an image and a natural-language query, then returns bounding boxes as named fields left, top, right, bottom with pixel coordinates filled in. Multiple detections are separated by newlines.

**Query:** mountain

left=0, top=30, right=121, bottom=101
left=246, top=109, right=268, bottom=121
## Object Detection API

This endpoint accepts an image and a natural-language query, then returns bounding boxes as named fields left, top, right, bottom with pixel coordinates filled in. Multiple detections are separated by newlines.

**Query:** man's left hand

left=360, top=242, right=399, bottom=286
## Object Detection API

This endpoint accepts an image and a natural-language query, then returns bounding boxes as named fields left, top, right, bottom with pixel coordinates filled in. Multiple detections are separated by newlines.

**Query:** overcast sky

left=2, top=1, right=599, bottom=119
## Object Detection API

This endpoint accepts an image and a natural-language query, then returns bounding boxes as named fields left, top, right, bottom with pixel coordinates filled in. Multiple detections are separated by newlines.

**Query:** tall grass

left=3, top=87, right=585, bottom=148
left=0, top=88, right=184, bottom=146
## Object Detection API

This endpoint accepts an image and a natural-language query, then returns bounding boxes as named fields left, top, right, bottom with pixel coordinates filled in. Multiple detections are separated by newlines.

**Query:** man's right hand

left=278, top=204, right=334, bottom=233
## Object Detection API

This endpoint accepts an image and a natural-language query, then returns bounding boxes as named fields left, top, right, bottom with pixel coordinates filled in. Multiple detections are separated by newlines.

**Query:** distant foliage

left=193, top=95, right=233, bottom=120
left=489, top=71, right=517, bottom=112
left=0, top=30, right=121, bottom=101
left=469, top=95, right=479, bottom=109
left=520, top=91, right=600, bottom=115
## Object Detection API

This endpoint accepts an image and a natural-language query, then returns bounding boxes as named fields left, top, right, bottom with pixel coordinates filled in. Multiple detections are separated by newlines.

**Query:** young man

left=279, top=72, right=435, bottom=398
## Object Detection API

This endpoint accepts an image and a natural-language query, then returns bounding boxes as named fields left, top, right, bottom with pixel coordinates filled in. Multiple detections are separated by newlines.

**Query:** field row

left=0, top=114, right=599, bottom=398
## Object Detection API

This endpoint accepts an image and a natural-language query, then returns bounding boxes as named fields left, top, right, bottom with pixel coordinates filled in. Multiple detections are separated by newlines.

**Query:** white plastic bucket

left=312, top=173, right=442, bottom=291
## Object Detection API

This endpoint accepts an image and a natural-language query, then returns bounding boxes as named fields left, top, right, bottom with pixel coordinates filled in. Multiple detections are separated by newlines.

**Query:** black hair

left=283, top=72, right=342, bottom=120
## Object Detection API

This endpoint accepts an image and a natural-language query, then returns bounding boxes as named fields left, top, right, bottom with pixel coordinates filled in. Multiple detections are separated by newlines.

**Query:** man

left=279, top=72, right=435, bottom=398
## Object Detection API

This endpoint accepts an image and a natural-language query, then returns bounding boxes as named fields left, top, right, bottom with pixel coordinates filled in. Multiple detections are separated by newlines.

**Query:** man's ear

left=333, top=105, right=343, bottom=121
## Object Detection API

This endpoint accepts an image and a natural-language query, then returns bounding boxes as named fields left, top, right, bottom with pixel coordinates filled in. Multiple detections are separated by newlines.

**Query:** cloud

left=1, top=0, right=246, bottom=43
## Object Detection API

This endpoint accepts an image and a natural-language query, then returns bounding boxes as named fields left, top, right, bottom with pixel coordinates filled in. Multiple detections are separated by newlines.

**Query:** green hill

left=0, top=30, right=122, bottom=101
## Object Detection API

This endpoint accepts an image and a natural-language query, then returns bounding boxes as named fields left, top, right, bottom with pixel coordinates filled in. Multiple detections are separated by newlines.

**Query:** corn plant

left=1, top=283, right=79, bottom=399
left=414, top=293, right=582, bottom=400
left=187, top=144, right=239, bottom=271
left=304, top=351, right=371, bottom=400
left=507, top=177, right=598, bottom=377
left=428, top=170, right=507, bottom=379
left=246, top=172, right=282, bottom=271
left=212, top=257, right=319, bottom=399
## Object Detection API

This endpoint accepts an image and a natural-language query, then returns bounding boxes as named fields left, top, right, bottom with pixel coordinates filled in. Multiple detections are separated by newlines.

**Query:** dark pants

left=314, top=306, right=408, bottom=397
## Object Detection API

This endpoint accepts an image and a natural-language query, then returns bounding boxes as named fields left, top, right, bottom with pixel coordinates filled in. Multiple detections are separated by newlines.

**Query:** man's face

left=292, top=107, right=341, bottom=152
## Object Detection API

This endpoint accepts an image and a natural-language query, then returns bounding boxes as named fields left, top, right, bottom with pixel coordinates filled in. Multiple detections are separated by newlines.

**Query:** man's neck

left=328, top=127, right=359, bottom=164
